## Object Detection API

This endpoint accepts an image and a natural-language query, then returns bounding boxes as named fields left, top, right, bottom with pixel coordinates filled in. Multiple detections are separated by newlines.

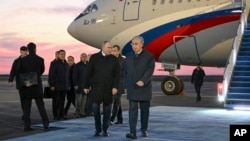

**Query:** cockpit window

left=82, top=4, right=98, bottom=15
left=91, top=4, right=98, bottom=12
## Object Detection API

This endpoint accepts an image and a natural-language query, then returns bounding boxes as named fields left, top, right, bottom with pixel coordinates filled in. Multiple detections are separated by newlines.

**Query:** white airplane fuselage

left=68, top=0, right=242, bottom=67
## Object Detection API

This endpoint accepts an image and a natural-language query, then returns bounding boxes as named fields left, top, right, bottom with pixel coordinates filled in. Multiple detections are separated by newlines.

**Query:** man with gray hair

left=125, top=36, right=155, bottom=139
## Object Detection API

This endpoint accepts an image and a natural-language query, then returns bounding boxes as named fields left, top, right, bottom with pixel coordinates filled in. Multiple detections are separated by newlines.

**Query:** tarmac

left=1, top=75, right=250, bottom=141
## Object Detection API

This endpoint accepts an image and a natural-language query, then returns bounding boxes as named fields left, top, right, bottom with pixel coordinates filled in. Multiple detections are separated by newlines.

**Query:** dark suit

left=110, top=55, right=125, bottom=123
left=8, top=56, right=24, bottom=114
left=125, top=50, right=155, bottom=135
left=19, top=52, right=49, bottom=129
left=64, top=64, right=75, bottom=115
left=84, top=51, right=119, bottom=132
left=48, top=59, right=70, bottom=120
left=48, top=59, right=57, bottom=119
left=73, top=61, right=88, bottom=116
left=191, top=67, right=205, bottom=101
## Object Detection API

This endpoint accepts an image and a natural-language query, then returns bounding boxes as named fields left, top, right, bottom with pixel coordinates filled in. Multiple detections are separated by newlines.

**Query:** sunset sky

left=0, top=0, right=224, bottom=75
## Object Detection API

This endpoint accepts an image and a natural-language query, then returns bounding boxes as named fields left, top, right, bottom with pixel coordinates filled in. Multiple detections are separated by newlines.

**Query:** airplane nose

left=67, top=21, right=76, bottom=38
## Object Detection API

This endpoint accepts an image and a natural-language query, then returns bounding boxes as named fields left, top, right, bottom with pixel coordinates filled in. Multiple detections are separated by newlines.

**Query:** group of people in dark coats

left=9, top=35, right=206, bottom=139
left=8, top=36, right=157, bottom=138
left=48, top=51, right=91, bottom=120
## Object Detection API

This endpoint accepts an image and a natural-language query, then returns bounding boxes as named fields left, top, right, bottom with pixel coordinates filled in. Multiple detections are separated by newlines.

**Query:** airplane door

left=123, top=0, right=141, bottom=21
left=174, top=36, right=201, bottom=64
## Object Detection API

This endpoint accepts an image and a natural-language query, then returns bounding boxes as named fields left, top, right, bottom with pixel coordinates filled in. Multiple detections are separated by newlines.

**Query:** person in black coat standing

left=191, top=64, right=205, bottom=102
left=64, top=56, right=76, bottom=117
left=48, top=50, right=59, bottom=120
left=48, top=49, right=70, bottom=120
left=110, top=45, right=125, bottom=125
left=19, top=42, right=49, bottom=131
left=84, top=41, right=120, bottom=137
left=73, top=53, right=88, bottom=117
left=125, top=36, right=155, bottom=139
left=8, top=46, right=28, bottom=120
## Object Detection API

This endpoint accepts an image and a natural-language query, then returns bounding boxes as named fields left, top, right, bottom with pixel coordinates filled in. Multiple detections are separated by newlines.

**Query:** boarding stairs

left=222, top=2, right=250, bottom=109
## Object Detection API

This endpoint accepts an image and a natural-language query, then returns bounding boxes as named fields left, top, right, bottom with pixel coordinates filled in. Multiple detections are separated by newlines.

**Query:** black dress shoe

left=93, top=130, right=101, bottom=137
left=141, top=131, right=148, bottom=137
left=44, top=127, right=50, bottom=131
left=126, top=133, right=137, bottom=139
left=102, top=131, right=109, bottom=137
left=24, top=127, right=34, bottom=132
left=114, top=121, right=123, bottom=124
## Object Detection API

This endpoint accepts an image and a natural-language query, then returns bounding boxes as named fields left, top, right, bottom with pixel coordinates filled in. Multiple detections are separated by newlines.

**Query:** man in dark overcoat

left=19, top=42, right=49, bottom=131
left=48, top=50, right=59, bottom=120
left=191, top=64, right=206, bottom=102
left=125, top=36, right=155, bottom=139
left=8, top=46, right=28, bottom=120
left=110, top=45, right=125, bottom=124
left=48, top=49, right=69, bottom=120
left=73, top=53, right=88, bottom=117
left=84, top=41, right=120, bottom=137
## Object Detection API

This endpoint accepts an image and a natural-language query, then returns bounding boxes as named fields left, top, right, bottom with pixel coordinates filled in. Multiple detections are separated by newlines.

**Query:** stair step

left=231, top=76, right=250, bottom=82
left=238, top=51, right=250, bottom=56
left=230, top=82, right=250, bottom=87
left=226, top=93, right=250, bottom=100
left=241, top=38, right=250, bottom=43
left=239, top=48, right=250, bottom=52
left=228, top=87, right=250, bottom=93
left=236, top=61, right=250, bottom=66
left=234, top=66, right=250, bottom=70
left=233, top=71, right=250, bottom=76
left=237, top=56, right=250, bottom=60
left=244, top=31, right=250, bottom=34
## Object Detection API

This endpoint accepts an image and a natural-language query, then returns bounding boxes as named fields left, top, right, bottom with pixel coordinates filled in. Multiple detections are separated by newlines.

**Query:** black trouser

left=129, top=100, right=150, bottom=134
left=23, top=98, right=49, bottom=128
left=85, top=94, right=93, bottom=114
left=64, top=88, right=75, bottom=115
left=52, top=91, right=57, bottom=119
left=194, top=84, right=201, bottom=101
left=54, top=90, right=66, bottom=119
left=18, top=90, right=24, bottom=116
left=110, top=94, right=123, bottom=122
left=92, top=102, right=111, bottom=132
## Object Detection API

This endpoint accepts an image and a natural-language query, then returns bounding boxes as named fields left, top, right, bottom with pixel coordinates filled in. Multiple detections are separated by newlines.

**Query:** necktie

left=135, top=53, right=139, bottom=58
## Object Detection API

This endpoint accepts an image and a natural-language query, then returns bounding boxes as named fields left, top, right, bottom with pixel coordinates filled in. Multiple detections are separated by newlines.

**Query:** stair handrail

left=221, top=0, right=249, bottom=101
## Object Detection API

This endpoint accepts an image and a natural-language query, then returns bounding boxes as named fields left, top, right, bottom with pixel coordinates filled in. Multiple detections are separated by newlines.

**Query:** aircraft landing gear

left=161, top=75, right=184, bottom=95
left=160, top=69, right=184, bottom=95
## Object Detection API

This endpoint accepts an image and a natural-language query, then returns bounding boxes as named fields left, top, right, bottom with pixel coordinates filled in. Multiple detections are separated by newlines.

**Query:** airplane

left=67, top=0, right=243, bottom=96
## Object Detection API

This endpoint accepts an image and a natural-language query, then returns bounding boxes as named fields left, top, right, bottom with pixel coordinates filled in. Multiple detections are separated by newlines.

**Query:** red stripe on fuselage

left=145, top=13, right=240, bottom=61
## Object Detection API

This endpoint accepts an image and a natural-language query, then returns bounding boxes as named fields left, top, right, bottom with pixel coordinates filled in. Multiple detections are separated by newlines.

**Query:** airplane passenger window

left=152, top=0, right=157, bottom=5
left=161, top=0, right=165, bottom=4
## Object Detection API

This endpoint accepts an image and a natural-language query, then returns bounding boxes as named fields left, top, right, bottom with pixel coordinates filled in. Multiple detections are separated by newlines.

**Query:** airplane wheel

left=179, top=78, right=184, bottom=92
left=161, top=76, right=183, bottom=95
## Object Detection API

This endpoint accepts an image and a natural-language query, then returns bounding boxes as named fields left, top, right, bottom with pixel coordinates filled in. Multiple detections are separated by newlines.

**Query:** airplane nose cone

left=67, top=22, right=76, bottom=38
